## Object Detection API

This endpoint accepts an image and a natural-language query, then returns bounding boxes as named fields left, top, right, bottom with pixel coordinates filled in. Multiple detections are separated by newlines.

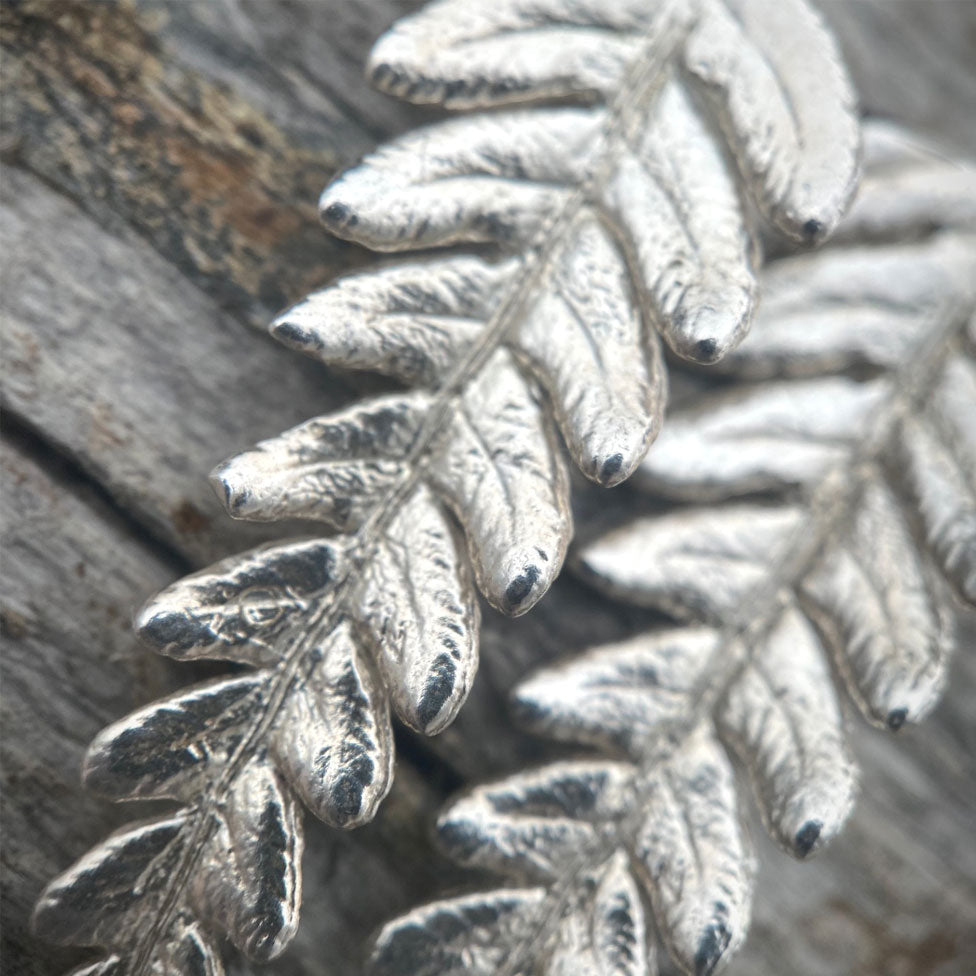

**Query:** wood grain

left=2, top=2, right=974, bottom=975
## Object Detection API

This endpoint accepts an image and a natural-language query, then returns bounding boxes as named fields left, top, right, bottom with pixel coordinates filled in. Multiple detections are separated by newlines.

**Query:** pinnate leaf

left=37, top=1, right=866, bottom=971
left=373, top=122, right=976, bottom=976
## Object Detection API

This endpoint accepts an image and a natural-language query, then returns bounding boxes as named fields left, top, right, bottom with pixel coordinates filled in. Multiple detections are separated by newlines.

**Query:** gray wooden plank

left=819, top=0, right=976, bottom=156
left=0, top=0, right=369, bottom=326
left=142, top=0, right=430, bottom=147
left=1, top=164, right=356, bottom=566
left=1, top=435, right=188, bottom=976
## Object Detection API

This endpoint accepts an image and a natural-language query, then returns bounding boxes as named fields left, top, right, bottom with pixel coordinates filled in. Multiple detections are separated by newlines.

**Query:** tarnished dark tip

left=269, top=316, right=307, bottom=346
left=509, top=683, right=544, bottom=730
left=887, top=707, right=908, bottom=731
left=695, top=922, right=731, bottom=976
left=802, top=218, right=824, bottom=242
left=321, top=200, right=357, bottom=229
left=331, top=773, right=368, bottom=827
left=136, top=609, right=193, bottom=652
left=598, top=453, right=625, bottom=486
left=694, top=337, right=719, bottom=363
left=243, top=916, right=291, bottom=964
left=436, top=814, right=480, bottom=862
left=210, top=462, right=249, bottom=515
left=415, top=654, right=458, bottom=734
left=503, top=565, right=541, bottom=614
left=370, top=62, right=395, bottom=87
left=794, top=819, right=822, bottom=858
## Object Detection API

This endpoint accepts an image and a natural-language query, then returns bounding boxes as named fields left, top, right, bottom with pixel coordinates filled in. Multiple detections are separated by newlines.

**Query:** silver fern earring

left=371, top=121, right=976, bottom=976
left=33, top=1, right=865, bottom=973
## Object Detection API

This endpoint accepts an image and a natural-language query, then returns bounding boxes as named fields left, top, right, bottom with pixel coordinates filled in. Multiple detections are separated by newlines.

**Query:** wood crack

left=0, top=408, right=193, bottom=578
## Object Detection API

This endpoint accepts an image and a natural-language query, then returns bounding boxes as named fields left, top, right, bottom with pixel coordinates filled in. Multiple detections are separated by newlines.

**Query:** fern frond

left=370, top=124, right=976, bottom=976
left=34, top=1, right=860, bottom=971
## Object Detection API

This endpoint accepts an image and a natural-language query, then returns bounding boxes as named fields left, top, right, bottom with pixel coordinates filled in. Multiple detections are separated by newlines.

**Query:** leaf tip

left=80, top=729, right=117, bottom=798
left=778, top=205, right=846, bottom=246
left=330, top=779, right=384, bottom=830
left=774, top=768, right=858, bottom=860
left=269, top=306, right=312, bottom=351
left=134, top=597, right=194, bottom=656
left=314, top=744, right=395, bottom=829
left=776, top=144, right=862, bottom=244
left=434, top=804, right=482, bottom=864
left=801, top=218, right=825, bottom=242
left=667, top=297, right=753, bottom=365
left=867, top=673, right=945, bottom=732
left=694, top=920, right=733, bottom=976
left=792, top=819, right=823, bottom=859
left=501, top=563, right=545, bottom=616
left=692, top=337, right=721, bottom=364
left=508, top=673, right=553, bottom=733
left=586, top=441, right=655, bottom=487
left=237, top=912, right=298, bottom=964
left=209, top=457, right=255, bottom=519
left=29, top=884, right=60, bottom=943
left=408, top=654, right=469, bottom=736
left=473, top=542, right=563, bottom=615
left=886, top=707, right=908, bottom=732
left=366, top=49, right=398, bottom=95
left=509, top=665, right=567, bottom=734
left=364, top=26, right=403, bottom=91
left=318, top=185, right=360, bottom=238
left=596, top=452, right=627, bottom=487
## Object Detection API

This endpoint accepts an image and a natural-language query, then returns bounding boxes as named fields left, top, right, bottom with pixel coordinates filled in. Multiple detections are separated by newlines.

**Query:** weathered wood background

left=2, top=2, right=975, bottom=975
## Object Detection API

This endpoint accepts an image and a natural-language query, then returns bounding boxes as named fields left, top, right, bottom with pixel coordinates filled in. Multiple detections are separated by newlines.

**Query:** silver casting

left=372, top=122, right=976, bottom=976
left=33, top=1, right=869, bottom=973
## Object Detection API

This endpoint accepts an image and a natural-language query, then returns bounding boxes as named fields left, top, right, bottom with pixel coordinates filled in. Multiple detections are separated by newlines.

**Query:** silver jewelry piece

left=33, top=1, right=868, bottom=972
left=371, top=122, right=976, bottom=976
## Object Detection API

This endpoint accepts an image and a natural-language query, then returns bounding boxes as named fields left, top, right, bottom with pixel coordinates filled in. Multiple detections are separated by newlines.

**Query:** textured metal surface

left=372, top=888, right=548, bottom=976
left=33, top=0, right=866, bottom=973
left=213, top=394, right=430, bottom=529
left=370, top=123, right=976, bottom=976
left=352, top=484, right=479, bottom=735
left=580, top=137, right=975, bottom=738
left=635, top=725, right=755, bottom=976
left=365, top=0, right=860, bottom=245
left=717, top=606, right=857, bottom=858
left=578, top=504, right=805, bottom=620
left=515, top=628, right=720, bottom=756
left=801, top=478, right=951, bottom=728
left=271, top=621, right=394, bottom=828
left=134, top=537, right=346, bottom=667
left=426, top=350, right=572, bottom=615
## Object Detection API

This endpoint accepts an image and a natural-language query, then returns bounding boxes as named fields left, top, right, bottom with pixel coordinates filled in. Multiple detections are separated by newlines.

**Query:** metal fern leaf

left=370, top=123, right=976, bottom=976
left=33, top=1, right=861, bottom=971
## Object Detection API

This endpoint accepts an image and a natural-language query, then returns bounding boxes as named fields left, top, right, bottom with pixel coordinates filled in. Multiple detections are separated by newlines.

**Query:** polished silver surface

left=373, top=731, right=755, bottom=976
left=634, top=724, right=755, bottom=976
left=365, top=0, right=859, bottom=240
left=717, top=606, right=857, bottom=857
left=213, top=394, right=431, bottom=529
left=372, top=888, right=550, bottom=976
left=425, top=349, right=572, bottom=614
left=352, top=484, right=479, bottom=735
left=34, top=0, right=868, bottom=973
left=370, top=124, right=976, bottom=976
